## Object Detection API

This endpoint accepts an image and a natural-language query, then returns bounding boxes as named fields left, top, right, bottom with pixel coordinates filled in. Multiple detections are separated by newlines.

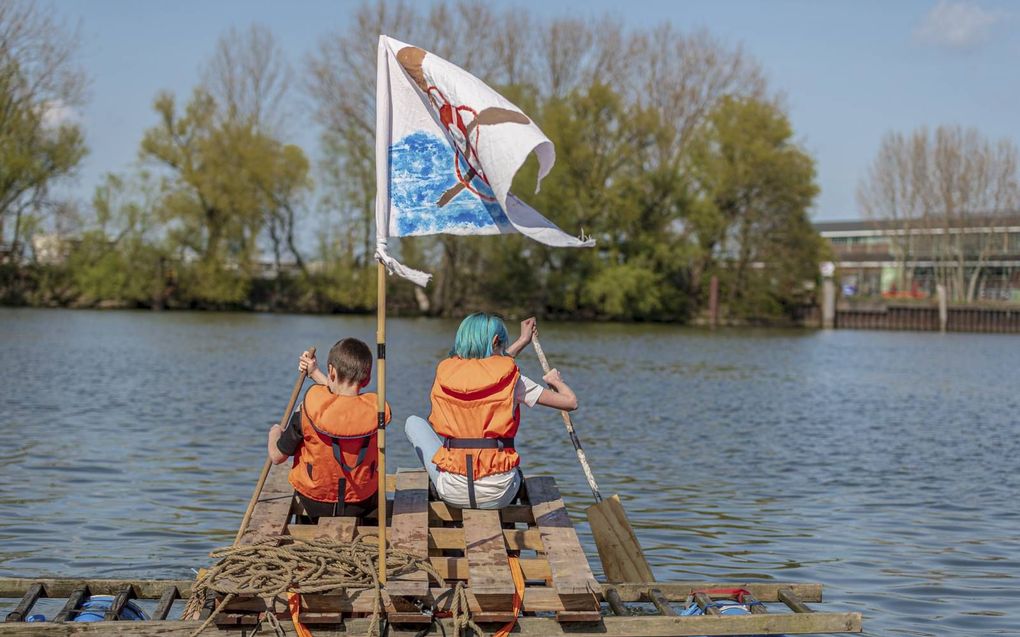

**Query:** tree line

left=1, top=0, right=826, bottom=321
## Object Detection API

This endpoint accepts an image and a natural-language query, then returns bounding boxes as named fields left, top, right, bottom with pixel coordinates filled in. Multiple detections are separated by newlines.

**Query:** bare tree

left=637, top=26, right=767, bottom=166
left=858, top=125, right=1019, bottom=302
left=202, top=23, right=290, bottom=133
left=200, top=23, right=311, bottom=280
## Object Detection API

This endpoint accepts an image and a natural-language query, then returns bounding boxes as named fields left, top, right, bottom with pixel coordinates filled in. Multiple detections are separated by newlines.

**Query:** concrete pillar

left=937, top=284, right=947, bottom=333
left=820, top=262, right=836, bottom=329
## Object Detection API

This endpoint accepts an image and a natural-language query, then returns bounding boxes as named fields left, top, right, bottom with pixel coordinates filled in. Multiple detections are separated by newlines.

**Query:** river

left=0, top=308, right=1017, bottom=635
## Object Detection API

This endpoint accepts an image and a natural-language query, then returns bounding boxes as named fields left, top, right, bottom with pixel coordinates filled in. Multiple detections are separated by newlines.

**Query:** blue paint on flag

left=389, top=131, right=511, bottom=236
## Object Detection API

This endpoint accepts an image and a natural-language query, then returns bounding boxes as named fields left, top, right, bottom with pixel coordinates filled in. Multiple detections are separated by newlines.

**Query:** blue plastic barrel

left=72, top=595, right=149, bottom=622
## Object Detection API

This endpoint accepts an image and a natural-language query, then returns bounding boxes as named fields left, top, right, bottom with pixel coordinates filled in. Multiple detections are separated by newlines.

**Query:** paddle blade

left=586, top=494, right=655, bottom=583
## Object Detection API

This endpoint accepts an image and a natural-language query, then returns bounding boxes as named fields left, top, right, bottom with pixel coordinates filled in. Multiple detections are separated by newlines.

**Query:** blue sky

left=55, top=0, right=1019, bottom=221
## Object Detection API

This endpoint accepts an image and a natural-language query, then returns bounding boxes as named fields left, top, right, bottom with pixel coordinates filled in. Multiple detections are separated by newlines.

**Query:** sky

left=51, top=0, right=1020, bottom=222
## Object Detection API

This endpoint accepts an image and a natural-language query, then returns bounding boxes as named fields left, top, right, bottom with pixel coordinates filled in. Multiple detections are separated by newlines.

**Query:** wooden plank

left=388, top=470, right=430, bottom=597
left=605, top=582, right=823, bottom=603
left=462, top=509, right=515, bottom=607
left=0, top=613, right=864, bottom=635
left=742, top=592, right=767, bottom=615
left=604, top=587, right=628, bottom=616
left=430, top=556, right=550, bottom=581
left=425, top=527, right=544, bottom=551
left=0, top=577, right=822, bottom=605
left=317, top=517, right=358, bottom=542
left=429, top=501, right=534, bottom=525
left=52, top=585, right=89, bottom=623
left=526, top=477, right=598, bottom=598
left=102, top=584, right=134, bottom=621
left=650, top=588, right=678, bottom=616
left=152, top=586, right=179, bottom=621
left=0, top=579, right=194, bottom=599
left=295, top=586, right=600, bottom=614
left=3, top=584, right=44, bottom=622
left=238, top=462, right=294, bottom=545
left=779, top=588, right=813, bottom=613
left=287, top=517, right=357, bottom=542
left=693, top=592, right=719, bottom=617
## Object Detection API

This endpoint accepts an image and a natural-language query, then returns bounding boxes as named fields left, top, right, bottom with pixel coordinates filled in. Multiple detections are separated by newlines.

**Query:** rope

left=449, top=581, right=484, bottom=637
left=185, top=535, right=444, bottom=637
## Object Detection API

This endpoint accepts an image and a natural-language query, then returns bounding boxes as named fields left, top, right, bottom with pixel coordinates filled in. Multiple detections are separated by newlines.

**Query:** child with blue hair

left=404, top=313, right=577, bottom=509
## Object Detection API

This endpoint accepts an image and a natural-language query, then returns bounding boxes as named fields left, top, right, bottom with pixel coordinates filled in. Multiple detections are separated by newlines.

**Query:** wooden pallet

left=230, top=466, right=602, bottom=624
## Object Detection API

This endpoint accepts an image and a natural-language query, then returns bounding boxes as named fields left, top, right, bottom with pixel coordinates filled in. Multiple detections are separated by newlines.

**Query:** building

left=816, top=215, right=1020, bottom=302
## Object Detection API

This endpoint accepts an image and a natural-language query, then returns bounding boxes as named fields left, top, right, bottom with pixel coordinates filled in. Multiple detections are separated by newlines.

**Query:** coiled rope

left=184, top=535, right=463, bottom=637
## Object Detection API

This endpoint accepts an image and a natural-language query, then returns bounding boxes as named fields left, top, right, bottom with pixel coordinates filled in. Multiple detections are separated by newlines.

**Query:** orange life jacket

left=288, top=385, right=390, bottom=507
left=429, top=356, right=521, bottom=480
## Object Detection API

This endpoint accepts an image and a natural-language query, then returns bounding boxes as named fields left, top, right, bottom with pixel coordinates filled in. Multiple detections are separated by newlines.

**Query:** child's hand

left=299, top=349, right=318, bottom=376
left=520, top=317, right=537, bottom=341
left=543, top=368, right=564, bottom=386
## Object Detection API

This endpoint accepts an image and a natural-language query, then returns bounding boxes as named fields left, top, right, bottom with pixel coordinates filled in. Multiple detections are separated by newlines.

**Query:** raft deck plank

left=387, top=470, right=430, bottom=598
left=462, top=509, right=515, bottom=609
left=527, top=477, right=598, bottom=595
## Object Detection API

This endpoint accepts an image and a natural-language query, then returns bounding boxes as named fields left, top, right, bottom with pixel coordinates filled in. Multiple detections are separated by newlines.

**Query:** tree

left=688, top=96, right=820, bottom=318
left=858, top=126, right=1019, bottom=302
left=305, top=0, right=772, bottom=320
left=0, top=0, right=87, bottom=260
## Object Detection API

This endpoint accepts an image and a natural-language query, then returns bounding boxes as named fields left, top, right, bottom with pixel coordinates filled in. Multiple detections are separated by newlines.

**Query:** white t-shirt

left=435, top=374, right=542, bottom=507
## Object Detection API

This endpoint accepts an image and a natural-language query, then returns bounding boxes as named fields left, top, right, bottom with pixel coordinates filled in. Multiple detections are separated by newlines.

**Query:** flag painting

left=374, top=35, right=594, bottom=286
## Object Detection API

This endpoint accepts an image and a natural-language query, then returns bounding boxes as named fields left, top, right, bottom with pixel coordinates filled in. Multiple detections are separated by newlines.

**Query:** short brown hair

left=327, top=338, right=373, bottom=385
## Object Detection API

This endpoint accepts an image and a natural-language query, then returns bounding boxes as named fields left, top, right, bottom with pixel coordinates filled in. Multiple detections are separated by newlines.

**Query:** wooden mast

left=375, top=261, right=388, bottom=583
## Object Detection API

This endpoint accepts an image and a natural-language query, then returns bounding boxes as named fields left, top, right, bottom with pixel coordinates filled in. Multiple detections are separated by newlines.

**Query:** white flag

left=374, top=35, right=594, bottom=286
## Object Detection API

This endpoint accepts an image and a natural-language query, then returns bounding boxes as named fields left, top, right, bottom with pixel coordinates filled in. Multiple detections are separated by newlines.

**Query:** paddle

left=531, top=335, right=655, bottom=583
left=234, top=347, right=315, bottom=545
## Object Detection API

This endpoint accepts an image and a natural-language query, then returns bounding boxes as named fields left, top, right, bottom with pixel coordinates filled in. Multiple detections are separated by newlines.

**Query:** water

left=0, top=308, right=1017, bottom=635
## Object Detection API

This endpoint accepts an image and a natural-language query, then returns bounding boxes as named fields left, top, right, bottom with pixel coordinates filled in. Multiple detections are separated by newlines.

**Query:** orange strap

left=287, top=592, right=314, bottom=637
left=494, top=554, right=525, bottom=637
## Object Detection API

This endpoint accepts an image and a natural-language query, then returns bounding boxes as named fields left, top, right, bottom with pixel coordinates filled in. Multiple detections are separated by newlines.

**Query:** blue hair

left=450, top=312, right=509, bottom=359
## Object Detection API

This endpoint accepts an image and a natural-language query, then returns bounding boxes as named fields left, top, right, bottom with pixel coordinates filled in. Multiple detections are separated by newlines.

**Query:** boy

left=267, top=338, right=391, bottom=519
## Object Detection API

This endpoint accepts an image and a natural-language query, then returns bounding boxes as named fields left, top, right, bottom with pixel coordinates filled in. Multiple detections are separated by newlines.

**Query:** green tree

left=138, top=88, right=313, bottom=307
left=688, top=96, right=820, bottom=318
left=0, top=1, right=87, bottom=260
left=67, top=173, right=170, bottom=306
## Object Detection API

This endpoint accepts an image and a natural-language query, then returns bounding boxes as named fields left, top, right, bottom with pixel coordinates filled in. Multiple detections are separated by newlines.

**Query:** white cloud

left=39, top=100, right=77, bottom=128
left=915, top=1, right=1003, bottom=49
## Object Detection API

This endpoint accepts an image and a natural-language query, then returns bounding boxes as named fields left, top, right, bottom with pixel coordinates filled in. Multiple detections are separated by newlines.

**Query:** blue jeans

left=403, top=415, right=521, bottom=509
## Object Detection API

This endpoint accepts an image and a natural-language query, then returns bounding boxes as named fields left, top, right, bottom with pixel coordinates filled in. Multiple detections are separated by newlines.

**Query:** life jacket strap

left=442, top=437, right=515, bottom=451
left=333, top=478, right=346, bottom=517
left=328, top=434, right=371, bottom=508
left=331, top=435, right=372, bottom=473
left=466, top=453, right=477, bottom=509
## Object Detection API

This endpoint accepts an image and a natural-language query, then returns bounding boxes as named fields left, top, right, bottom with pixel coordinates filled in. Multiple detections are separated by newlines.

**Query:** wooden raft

left=0, top=465, right=861, bottom=634
left=208, top=465, right=861, bottom=634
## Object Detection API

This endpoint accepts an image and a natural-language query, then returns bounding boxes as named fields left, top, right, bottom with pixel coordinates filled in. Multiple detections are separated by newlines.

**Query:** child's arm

left=506, top=317, right=537, bottom=357
left=267, top=424, right=289, bottom=464
left=536, top=368, right=579, bottom=411
left=300, top=349, right=329, bottom=385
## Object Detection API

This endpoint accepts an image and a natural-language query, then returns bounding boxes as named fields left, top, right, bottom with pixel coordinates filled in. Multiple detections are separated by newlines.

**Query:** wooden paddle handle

left=531, top=335, right=602, bottom=503
left=233, top=346, right=315, bottom=545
